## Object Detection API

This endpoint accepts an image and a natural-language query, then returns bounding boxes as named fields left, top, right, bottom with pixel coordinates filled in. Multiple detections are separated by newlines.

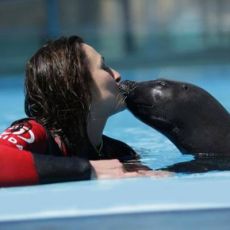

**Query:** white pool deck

left=0, top=175, right=230, bottom=230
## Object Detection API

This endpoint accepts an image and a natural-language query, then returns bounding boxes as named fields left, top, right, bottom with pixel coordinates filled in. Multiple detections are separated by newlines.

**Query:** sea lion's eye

left=182, top=84, right=188, bottom=90
left=156, top=80, right=167, bottom=87
left=160, top=81, right=166, bottom=87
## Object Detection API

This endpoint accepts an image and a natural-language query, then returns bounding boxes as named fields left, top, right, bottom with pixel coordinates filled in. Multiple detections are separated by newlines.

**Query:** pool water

left=1, top=64, right=230, bottom=179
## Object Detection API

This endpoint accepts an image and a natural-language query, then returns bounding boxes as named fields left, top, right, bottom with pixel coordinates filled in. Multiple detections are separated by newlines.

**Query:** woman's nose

left=111, top=68, right=121, bottom=82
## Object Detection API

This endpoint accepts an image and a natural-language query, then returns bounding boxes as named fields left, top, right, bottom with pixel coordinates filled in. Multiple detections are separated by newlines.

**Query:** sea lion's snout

left=119, top=80, right=137, bottom=97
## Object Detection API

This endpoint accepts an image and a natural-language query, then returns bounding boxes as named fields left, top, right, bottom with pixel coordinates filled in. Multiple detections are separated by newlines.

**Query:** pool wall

left=0, top=176, right=230, bottom=230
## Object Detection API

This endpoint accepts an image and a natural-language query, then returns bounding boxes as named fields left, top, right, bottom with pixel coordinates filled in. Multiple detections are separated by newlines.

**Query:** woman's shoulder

left=102, top=135, right=139, bottom=162
left=0, top=118, right=48, bottom=153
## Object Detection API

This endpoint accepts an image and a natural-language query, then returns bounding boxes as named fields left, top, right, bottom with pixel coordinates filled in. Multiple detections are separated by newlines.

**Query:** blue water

left=1, top=64, right=230, bottom=179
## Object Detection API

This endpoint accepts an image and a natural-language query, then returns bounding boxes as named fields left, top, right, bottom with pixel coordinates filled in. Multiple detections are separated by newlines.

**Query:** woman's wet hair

left=25, top=36, right=93, bottom=154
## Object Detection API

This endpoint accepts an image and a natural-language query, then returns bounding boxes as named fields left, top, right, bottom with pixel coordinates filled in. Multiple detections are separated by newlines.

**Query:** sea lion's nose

left=119, top=80, right=137, bottom=96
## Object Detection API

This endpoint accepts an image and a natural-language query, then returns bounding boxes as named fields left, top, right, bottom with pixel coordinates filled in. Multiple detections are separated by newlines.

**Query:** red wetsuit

left=0, top=118, right=138, bottom=187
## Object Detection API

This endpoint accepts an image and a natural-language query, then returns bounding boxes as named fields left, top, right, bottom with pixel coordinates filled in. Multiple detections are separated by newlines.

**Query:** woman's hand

left=90, top=159, right=172, bottom=179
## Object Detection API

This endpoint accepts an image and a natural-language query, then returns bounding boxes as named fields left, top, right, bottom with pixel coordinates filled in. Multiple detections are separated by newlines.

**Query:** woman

left=0, top=36, right=167, bottom=187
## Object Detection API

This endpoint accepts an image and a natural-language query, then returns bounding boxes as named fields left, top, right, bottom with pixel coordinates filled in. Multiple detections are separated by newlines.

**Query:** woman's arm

left=0, top=119, right=93, bottom=187
left=0, top=145, right=93, bottom=187
left=91, top=135, right=172, bottom=179
left=90, top=158, right=172, bottom=179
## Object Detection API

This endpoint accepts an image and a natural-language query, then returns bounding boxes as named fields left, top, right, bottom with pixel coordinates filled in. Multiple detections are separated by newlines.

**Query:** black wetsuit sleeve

left=0, top=145, right=93, bottom=187
left=33, top=154, right=92, bottom=184
left=102, top=135, right=139, bottom=162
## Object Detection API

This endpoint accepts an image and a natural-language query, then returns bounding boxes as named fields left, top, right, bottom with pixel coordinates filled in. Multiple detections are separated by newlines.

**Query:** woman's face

left=82, top=44, right=126, bottom=117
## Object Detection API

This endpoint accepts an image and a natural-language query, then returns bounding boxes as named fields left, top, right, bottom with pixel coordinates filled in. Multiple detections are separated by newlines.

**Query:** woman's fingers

left=90, top=159, right=123, bottom=170
left=137, top=170, right=173, bottom=178
left=123, top=161, right=152, bottom=171
left=90, top=159, right=173, bottom=179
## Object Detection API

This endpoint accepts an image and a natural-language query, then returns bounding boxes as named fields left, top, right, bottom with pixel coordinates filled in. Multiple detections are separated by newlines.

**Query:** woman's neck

left=87, top=114, right=107, bottom=148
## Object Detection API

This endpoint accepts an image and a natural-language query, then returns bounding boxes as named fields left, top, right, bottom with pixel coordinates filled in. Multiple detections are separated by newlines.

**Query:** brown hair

left=25, top=36, right=93, bottom=155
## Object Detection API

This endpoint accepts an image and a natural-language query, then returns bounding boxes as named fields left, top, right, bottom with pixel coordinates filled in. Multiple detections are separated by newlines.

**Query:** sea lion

left=119, top=79, right=230, bottom=172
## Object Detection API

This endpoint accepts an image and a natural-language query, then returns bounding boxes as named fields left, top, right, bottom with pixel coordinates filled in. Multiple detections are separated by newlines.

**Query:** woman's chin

left=111, top=101, right=127, bottom=116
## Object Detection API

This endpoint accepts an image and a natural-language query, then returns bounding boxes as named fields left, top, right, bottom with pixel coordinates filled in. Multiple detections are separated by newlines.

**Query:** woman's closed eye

left=101, top=58, right=113, bottom=75
left=101, top=62, right=110, bottom=71
left=101, top=57, right=109, bottom=69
